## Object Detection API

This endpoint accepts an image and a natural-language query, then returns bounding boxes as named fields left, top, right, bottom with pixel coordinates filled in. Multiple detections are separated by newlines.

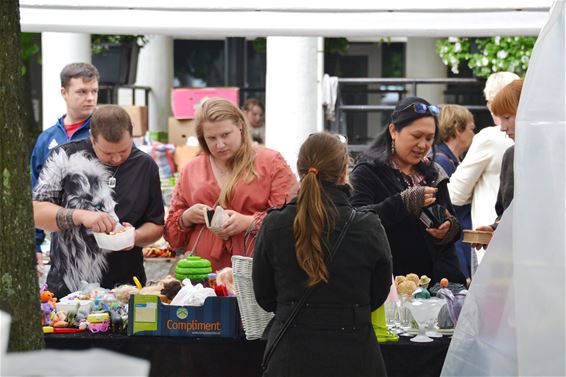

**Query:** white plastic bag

left=170, top=279, right=216, bottom=306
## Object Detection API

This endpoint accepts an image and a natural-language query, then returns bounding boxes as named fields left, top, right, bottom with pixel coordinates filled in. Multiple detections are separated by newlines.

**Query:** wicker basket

left=232, top=255, right=274, bottom=340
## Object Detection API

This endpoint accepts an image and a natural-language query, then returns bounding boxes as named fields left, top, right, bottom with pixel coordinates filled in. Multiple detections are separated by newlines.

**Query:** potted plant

left=91, top=34, right=148, bottom=85
left=436, top=36, right=536, bottom=77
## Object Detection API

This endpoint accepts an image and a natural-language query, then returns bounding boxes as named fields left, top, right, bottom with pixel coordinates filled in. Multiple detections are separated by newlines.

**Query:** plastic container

left=93, top=226, right=135, bottom=251
left=55, top=300, right=94, bottom=314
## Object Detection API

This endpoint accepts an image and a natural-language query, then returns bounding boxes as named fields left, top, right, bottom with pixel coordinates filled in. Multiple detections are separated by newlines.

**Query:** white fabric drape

left=442, top=1, right=566, bottom=375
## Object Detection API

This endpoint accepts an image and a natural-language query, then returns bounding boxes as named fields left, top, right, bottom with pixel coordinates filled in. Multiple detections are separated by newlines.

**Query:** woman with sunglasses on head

left=350, top=96, right=466, bottom=285
left=253, top=132, right=392, bottom=377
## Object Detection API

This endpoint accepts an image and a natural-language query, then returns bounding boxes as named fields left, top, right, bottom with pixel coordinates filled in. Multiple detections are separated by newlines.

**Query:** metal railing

left=329, top=77, right=486, bottom=154
left=99, top=84, right=152, bottom=106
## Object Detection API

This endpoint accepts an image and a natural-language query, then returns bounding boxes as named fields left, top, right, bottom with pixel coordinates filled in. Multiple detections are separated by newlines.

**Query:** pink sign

left=171, top=87, right=240, bottom=119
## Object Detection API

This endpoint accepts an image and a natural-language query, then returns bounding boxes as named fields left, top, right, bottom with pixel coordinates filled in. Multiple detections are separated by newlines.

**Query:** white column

left=316, top=37, right=325, bottom=133
left=126, top=35, right=173, bottom=133
left=405, top=38, right=446, bottom=105
left=265, top=37, right=320, bottom=174
left=41, top=32, right=91, bottom=130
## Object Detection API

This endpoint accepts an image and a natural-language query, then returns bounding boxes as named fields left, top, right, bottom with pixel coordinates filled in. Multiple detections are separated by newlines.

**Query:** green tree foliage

left=436, top=36, right=536, bottom=77
left=91, top=34, right=148, bottom=54
left=20, top=32, right=41, bottom=76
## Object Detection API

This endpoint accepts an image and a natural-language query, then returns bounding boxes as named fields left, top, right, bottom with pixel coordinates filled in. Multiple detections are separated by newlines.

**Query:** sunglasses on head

left=395, top=103, right=440, bottom=117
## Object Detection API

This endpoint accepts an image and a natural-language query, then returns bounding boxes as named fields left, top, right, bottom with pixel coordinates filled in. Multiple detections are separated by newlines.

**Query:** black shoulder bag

left=261, top=209, right=356, bottom=372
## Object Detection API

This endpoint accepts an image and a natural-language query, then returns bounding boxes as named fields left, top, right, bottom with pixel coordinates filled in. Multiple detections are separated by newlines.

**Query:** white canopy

left=20, top=0, right=552, bottom=37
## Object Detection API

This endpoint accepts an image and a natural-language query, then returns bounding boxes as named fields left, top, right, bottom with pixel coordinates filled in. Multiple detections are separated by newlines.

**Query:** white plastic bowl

left=93, top=226, right=135, bottom=251
left=55, top=300, right=94, bottom=314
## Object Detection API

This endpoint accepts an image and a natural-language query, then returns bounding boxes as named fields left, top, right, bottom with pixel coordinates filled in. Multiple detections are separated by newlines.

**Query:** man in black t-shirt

left=33, top=105, right=164, bottom=298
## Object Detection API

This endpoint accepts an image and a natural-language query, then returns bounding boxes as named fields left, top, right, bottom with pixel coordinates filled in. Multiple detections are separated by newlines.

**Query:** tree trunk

left=0, top=0, right=45, bottom=351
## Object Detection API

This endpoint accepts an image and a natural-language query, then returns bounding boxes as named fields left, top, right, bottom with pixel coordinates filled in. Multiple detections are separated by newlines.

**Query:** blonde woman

left=432, top=104, right=475, bottom=279
left=164, top=98, right=297, bottom=270
left=253, top=133, right=392, bottom=376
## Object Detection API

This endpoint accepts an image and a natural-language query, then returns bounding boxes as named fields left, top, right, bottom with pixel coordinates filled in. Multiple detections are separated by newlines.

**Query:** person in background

left=32, top=106, right=164, bottom=298
left=447, top=72, right=519, bottom=268
left=472, top=79, right=524, bottom=248
left=30, top=62, right=100, bottom=270
left=350, top=96, right=466, bottom=285
left=431, top=104, right=475, bottom=280
left=164, top=98, right=297, bottom=271
left=253, top=132, right=392, bottom=376
left=243, top=98, right=265, bottom=144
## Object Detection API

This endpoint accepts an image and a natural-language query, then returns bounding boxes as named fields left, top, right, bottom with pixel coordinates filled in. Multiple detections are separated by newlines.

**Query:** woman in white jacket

left=447, top=71, right=518, bottom=269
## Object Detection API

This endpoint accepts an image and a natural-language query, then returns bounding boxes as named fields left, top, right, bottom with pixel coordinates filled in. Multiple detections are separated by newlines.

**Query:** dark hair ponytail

left=294, top=133, right=349, bottom=287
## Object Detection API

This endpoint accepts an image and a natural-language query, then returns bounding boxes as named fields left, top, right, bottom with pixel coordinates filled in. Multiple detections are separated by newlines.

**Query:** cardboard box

left=168, top=117, right=198, bottom=146
left=128, top=294, right=240, bottom=338
left=121, top=105, right=148, bottom=137
left=171, top=87, right=240, bottom=119
left=174, top=145, right=201, bottom=171
left=463, top=230, right=493, bottom=245
left=98, top=104, right=148, bottom=137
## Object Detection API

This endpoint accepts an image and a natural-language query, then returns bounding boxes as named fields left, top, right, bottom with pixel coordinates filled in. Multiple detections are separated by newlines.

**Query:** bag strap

left=187, top=198, right=221, bottom=256
left=261, top=209, right=356, bottom=371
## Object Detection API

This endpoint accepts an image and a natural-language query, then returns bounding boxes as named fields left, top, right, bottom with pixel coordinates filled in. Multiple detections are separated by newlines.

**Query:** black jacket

left=495, top=145, right=514, bottom=218
left=253, top=185, right=392, bottom=377
left=350, top=160, right=465, bottom=284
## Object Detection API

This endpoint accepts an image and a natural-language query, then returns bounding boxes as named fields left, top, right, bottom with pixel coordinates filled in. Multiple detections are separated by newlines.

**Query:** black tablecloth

left=45, top=332, right=450, bottom=377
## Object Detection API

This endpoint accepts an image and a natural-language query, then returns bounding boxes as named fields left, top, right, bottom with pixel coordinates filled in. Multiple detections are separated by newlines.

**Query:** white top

left=448, top=125, right=514, bottom=228
left=249, top=126, right=265, bottom=144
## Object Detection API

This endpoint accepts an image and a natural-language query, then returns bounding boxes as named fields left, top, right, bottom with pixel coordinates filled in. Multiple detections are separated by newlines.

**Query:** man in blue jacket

left=31, top=62, right=100, bottom=265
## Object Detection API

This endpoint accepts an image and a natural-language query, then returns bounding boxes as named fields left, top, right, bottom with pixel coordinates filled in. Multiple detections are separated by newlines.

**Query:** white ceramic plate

left=402, top=327, right=454, bottom=336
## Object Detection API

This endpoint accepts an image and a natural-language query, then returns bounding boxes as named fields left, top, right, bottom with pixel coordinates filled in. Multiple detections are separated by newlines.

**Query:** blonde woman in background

left=164, top=98, right=297, bottom=271
left=431, top=104, right=475, bottom=280
left=243, top=98, right=265, bottom=144
left=447, top=71, right=519, bottom=269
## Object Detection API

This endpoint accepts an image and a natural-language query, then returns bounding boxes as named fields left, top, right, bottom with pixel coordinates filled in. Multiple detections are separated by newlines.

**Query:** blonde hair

left=294, top=133, right=349, bottom=287
left=484, top=72, right=520, bottom=102
left=438, top=104, right=474, bottom=143
left=195, top=98, right=258, bottom=207
left=491, top=79, right=524, bottom=117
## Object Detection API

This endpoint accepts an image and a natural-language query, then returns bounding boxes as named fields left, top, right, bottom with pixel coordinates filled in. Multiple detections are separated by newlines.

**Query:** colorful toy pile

left=40, top=257, right=237, bottom=336
left=39, top=283, right=127, bottom=334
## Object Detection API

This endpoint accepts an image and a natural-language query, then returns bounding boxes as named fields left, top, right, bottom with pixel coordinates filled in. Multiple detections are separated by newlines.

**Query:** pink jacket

left=164, top=146, right=297, bottom=271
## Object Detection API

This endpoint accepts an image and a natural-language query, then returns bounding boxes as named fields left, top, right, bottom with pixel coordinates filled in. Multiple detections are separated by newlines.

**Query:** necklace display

left=108, top=165, right=120, bottom=188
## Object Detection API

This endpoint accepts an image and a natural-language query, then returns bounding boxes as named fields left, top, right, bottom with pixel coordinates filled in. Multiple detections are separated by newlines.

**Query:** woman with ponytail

left=253, top=132, right=392, bottom=377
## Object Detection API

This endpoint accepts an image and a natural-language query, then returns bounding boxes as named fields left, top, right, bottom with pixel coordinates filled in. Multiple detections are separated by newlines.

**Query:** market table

left=44, top=332, right=450, bottom=377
